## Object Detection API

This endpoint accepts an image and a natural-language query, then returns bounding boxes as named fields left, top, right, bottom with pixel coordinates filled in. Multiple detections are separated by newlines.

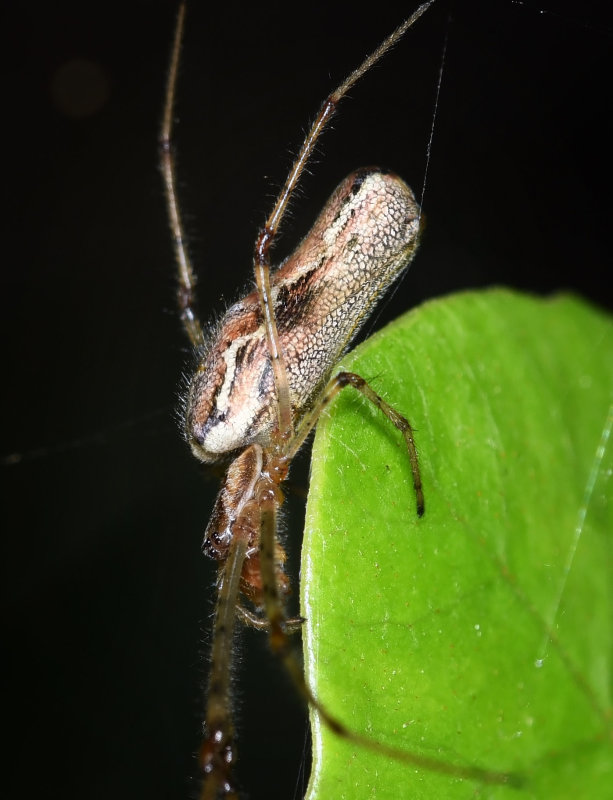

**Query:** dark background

left=2, top=1, right=611, bottom=799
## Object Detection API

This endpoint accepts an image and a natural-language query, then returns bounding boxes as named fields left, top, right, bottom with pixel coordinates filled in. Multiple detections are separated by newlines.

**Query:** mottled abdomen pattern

left=185, top=168, right=420, bottom=461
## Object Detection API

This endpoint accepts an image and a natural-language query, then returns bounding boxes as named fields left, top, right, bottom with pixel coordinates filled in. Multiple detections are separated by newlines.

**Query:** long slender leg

left=159, top=2, right=203, bottom=347
left=253, top=1, right=435, bottom=445
left=257, top=479, right=293, bottom=652
left=252, top=258, right=294, bottom=445
left=256, top=1, right=435, bottom=252
left=199, top=536, right=247, bottom=800
left=289, top=371, right=425, bottom=516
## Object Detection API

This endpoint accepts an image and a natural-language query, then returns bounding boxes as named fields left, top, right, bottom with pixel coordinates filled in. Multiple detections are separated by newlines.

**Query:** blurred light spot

left=50, top=58, right=110, bottom=118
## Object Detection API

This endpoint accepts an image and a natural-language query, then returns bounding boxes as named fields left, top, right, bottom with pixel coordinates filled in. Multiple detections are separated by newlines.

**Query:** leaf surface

left=302, top=289, right=613, bottom=799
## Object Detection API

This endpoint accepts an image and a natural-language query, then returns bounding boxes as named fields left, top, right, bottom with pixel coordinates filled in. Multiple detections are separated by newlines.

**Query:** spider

left=159, top=2, right=514, bottom=797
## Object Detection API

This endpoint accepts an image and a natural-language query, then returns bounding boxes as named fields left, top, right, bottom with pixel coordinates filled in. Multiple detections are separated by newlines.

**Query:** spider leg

left=160, top=3, right=203, bottom=347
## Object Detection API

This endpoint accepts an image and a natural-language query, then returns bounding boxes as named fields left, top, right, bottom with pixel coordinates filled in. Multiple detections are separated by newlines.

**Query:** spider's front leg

left=198, top=532, right=244, bottom=800
left=199, top=446, right=269, bottom=800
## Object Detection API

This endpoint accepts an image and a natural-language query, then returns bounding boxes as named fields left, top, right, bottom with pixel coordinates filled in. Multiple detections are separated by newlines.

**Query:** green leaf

left=301, top=289, right=613, bottom=799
